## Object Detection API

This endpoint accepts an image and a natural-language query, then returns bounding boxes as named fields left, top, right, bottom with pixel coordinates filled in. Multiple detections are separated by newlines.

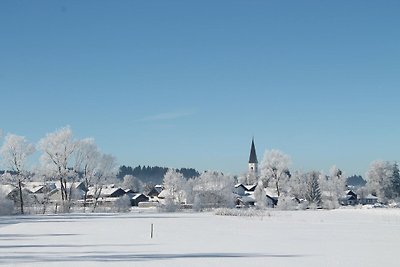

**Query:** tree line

left=117, top=165, right=199, bottom=184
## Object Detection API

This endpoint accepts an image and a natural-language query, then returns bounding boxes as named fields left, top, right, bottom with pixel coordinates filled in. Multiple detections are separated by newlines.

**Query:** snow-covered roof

left=264, top=187, right=278, bottom=198
left=235, top=183, right=245, bottom=188
left=124, top=189, right=135, bottom=193
left=244, top=184, right=257, bottom=191
left=54, top=181, right=84, bottom=190
left=157, top=189, right=172, bottom=199
left=0, top=184, right=17, bottom=196
left=154, top=185, right=164, bottom=193
left=132, top=193, right=148, bottom=200
left=48, top=188, right=85, bottom=201
left=365, top=194, right=378, bottom=199
left=87, top=187, right=124, bottom=197
left=23, top=183, right=46, bottom=194
left=346, top=190, right=356, bottom=195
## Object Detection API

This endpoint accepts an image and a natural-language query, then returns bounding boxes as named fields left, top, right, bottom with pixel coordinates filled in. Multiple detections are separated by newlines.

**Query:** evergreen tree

left=391, top=162, right=400, bottom=199
left=306, top=171, right=322, bottom=207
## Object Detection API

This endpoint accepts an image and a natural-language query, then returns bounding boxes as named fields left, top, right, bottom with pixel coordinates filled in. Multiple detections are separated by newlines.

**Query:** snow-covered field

left=1, top=208, right=400, bottom=267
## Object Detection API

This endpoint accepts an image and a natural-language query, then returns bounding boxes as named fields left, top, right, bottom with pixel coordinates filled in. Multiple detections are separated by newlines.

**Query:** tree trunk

left=276, top=180, right=280, bottom=197
left=83, top=190, right=88, bottom=212
left=92, top=187, right=103, bottom=212
left=18, top=179, right=24, bottom=214
left=60, top=177, right=65, bottom=201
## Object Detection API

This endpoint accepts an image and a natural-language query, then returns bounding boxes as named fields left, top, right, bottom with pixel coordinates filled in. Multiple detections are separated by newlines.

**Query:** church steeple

left=248, top=138, right=258, bottom=176
left=248, top=138, right=258, bottom=164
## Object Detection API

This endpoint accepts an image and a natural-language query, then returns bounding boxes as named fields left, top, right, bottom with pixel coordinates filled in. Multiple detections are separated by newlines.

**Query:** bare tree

left=0, top=134, right=35, bottom=214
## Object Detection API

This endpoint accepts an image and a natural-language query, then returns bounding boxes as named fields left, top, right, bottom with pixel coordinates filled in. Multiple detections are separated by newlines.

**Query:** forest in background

left=117, top=165, right=200, bottom=185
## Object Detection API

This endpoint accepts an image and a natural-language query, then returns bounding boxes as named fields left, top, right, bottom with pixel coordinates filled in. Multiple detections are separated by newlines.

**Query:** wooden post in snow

left=150, top=223, right=154, bottom=239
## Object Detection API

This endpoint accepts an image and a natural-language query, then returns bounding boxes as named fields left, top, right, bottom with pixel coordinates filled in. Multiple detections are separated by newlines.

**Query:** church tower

left=248, top=138, right=258, bottom=176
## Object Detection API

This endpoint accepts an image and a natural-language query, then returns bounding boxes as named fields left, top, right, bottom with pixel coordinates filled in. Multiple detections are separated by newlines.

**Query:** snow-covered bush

left=160, top=196, right=178, bottom=212
left=253, top=182, right=267, bottom=209
left=113, top=195, right=131, bottom=213
left=0, top=196, right=14, bottom=216
left=214, top=208, right=268, bottom=217
left=276, top=196, right=298, bottom=210
left=321, top=199, right=339, bottom=210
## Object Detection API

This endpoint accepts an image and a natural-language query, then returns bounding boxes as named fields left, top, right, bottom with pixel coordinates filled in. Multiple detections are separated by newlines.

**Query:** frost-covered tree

left=0, top=134, right=35, bottom=214
left=163, top=169, right=186, bottom=204
left=253, top=181, right=267, bottom=209
left=318, top=165, right=346, bottom=209
left=73, top=138, right=101, bottom=210
left=183, top=178, right=196, bottom=205
left=122, top=175, right=142, bottom=193
left=37, top=126, right=77, bottom=203
left=91, top=153, right=117, bottom=212
left=259, top=149, right=290, bottom=196
left=390, top=163, right=400, bottom=199
left=306, top=171, right=322, bottom=207
left=287, top=170, right=308, bottom=199
left=366, top=160, right=397, bottom=202
left=192, top=171, right=234, bottom=211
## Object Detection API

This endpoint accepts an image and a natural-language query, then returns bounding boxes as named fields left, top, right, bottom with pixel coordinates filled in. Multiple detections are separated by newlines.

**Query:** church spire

left=247, top=138, right=259, bottom=182
left=248, top=138, right=258, bottom=164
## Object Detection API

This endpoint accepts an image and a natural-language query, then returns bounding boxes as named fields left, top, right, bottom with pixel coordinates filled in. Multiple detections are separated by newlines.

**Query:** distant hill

left=346, top=175, right=367, bottom=187
left=117, top=165, right=200, bottom=185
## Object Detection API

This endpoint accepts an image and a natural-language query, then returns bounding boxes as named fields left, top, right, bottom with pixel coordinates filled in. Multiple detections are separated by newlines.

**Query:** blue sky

left=1, top=1, right=399, bottom=176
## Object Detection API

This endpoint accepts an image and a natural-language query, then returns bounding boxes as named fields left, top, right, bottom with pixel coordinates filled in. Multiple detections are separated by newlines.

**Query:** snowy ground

left=1, top=208, right=400, bottom=267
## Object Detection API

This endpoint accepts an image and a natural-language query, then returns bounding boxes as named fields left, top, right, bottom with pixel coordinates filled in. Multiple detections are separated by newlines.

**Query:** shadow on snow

left=0, top=252, right=307, bottom=264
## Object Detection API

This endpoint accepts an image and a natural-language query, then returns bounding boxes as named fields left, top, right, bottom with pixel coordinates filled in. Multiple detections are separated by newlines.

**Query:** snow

left=1, top=209, right=400, bottom=266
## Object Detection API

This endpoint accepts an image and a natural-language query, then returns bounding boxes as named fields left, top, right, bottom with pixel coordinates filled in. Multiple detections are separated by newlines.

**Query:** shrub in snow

left=161, top=196, right=178, bottom=212
left=0, top=197, right=14, bottom=216
left=308, top=203, right=319, bottom=210
left=192, top=194, right=202, bottom=212
left=276, top=196, right=298, bottom=210
left=113, top=195, right=131, bottom=213
left=322, top=199, right=339, bottom=210
left=214, top=208, right=268, bottom=217
left=254, top=182, right=267, bottom=210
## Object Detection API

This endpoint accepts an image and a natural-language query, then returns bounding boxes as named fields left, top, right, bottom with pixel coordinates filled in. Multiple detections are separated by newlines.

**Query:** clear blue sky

left=1, top=1, right=399, bottom=176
